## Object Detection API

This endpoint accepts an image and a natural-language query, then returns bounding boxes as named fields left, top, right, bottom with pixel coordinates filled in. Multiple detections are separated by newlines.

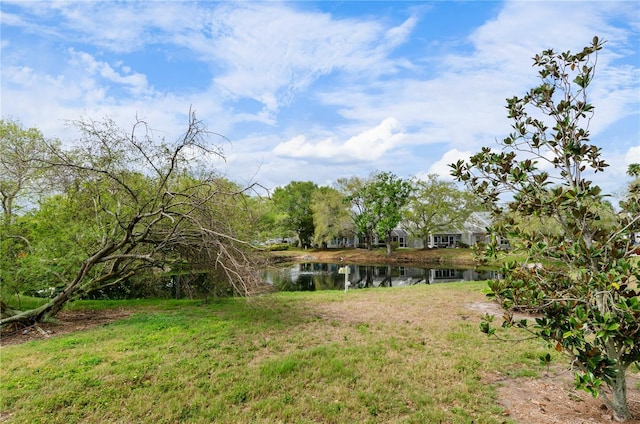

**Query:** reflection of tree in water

left=379, top=266, right=393, bottom=287
left=264, top=263, right=487, bottom=291
left=418, top=268, right=429, bottom=285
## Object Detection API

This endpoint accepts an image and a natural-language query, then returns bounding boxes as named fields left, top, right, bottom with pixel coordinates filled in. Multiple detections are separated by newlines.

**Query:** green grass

left=0, top=282, right=553, bottom=423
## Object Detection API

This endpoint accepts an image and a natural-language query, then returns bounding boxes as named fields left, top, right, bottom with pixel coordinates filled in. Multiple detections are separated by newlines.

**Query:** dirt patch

left=311, top=296, right=640, bottom=423
left=0, top=308, right=133, bottom=347
left=490, top=370, right=640, bottom=423
left=470, top=301, right=640, bottom=423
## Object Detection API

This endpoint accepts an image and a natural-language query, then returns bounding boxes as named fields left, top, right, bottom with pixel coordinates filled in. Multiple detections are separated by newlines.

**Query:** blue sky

left=1, top=1, right=639, bottom=199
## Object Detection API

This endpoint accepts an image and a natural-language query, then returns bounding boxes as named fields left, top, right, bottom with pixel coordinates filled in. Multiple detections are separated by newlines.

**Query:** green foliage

left=244, top=195, right=288, bottom=243
left=451, top=37, right=639, bottom=421
left=1, top=112, right=264, bottom=326
left=403, top=174, right=482, bottom=249
left=621, top=163, right=640, bottom=217
left=1, top=194, right=92, bottom=299
left=0, top=118, right=52, bottom=223
left=261, top=243, right=290, bottom=251
left=310, top=186, right=353, bottom=246
left=272, top=181, right=318, bottom=248
left=347, top=171, right=411, bottom=255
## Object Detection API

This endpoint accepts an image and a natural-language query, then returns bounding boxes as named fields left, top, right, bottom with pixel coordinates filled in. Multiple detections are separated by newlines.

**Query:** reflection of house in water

left=263, top=263, right=500, bottom=291
left=426, top=268, right=497, bottom=283
left=346, top=265, right=500, bottom=288
left=429, top=268, right=466, bottom=283
left=349, top=265, right=396, bottom=288
left=439, top=269, right=500, bottom=283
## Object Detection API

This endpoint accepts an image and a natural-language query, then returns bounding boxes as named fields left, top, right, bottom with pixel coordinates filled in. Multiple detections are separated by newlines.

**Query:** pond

left=263, top=262, right=499, bottom=292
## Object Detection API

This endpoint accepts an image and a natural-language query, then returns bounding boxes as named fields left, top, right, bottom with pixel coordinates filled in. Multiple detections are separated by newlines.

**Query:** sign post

left=338, top=266, right=351, bottom=293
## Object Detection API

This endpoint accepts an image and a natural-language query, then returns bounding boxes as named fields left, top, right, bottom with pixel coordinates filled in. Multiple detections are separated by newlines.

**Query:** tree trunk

left=1, top=244, right=115, bottom=328
left=609, top=363, right=630, bottom=422
left=0, top=301, right=21, bottom=319
left=598, top=294, right=631, bottom=422
left=0, top=292, right=68, bottom=327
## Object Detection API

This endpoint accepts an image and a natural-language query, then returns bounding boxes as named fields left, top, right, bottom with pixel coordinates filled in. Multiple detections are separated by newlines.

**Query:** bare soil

left=267, top=246, right=479, bottom=266
left=469, top=301, right=640, bottom=423
left=0, top=308, right=133, bottom=347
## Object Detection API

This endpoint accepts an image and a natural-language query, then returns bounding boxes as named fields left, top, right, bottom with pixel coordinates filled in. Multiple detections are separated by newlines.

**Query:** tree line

left=0, top=113, right=483, bottom=308
left=0, top=112, right=483, bottom=315
left=265, top=172, right=482, bottom=256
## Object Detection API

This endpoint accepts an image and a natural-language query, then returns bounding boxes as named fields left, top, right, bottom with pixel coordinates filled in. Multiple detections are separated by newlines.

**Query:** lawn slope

left=1, top=283, right=551, bottom=424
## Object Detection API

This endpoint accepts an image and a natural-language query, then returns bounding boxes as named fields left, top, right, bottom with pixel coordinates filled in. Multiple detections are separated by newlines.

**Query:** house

left=407, top=212, right=496, bottom=249
left=388, top=229, right=409, bottom=248
left=327, top=212, right=496, bottom=250
left=326, top=229, right=409, bottom=249
left=459, top=211, right=493, bottom=247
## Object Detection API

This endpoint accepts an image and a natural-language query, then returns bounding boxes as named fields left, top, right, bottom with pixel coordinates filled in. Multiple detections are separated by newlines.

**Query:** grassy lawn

left=0, top=282, right=553, bottom=423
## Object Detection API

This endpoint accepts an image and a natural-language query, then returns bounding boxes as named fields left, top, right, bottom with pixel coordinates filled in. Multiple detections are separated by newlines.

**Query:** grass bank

left=0, top=283, right=553, bottom=423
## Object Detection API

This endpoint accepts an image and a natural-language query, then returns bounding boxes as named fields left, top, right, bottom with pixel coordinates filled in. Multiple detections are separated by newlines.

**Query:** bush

left=263, top=243, right=289, bottom=252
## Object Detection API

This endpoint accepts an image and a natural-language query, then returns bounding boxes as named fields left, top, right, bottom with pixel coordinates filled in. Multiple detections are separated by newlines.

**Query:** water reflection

left=263, top=263, right=499, bottom=292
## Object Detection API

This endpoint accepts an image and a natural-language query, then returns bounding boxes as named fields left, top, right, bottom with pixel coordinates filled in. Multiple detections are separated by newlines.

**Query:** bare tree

left=1, top=111, right=266, bottom=327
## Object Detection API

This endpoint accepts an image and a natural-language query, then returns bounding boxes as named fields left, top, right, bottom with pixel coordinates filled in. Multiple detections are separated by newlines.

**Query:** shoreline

left=264, top=247, right=480, bottom=267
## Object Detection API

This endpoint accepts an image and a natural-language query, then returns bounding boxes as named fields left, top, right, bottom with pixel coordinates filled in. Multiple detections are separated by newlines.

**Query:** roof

left=464, top=212, right=492, bottom=233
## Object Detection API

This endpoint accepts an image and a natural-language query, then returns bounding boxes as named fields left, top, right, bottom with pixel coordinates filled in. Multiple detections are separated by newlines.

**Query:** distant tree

left=622, top=164, right=640, bottom=217
left=496, top=197, right=618, bottom=253
left=0, top=119, right=59, bottom=307
left=272, top=181, right=318, bottom=248
left=403, top=174, right=482, bottom=249
left=244, top=195, right=286, bottom=244
left=1, top=111, right=264, bottom=327
left=0, top=119, right=52, bottom=224
left=349, top=171, right=411, bottom=256
left=451, top=37, right=639, bottom=421
left=337, top=176, right=372, bottom=248
left=311, top=186, right=353, bottom=248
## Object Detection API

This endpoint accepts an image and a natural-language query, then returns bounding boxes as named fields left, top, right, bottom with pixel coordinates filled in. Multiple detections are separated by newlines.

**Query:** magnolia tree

left=1, top=111, right=265, bottom=327
left=451, top=37, right=639, bottom=421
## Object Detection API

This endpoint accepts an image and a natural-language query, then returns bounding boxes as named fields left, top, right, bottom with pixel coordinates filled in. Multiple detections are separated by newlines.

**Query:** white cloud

left=421, top=149, right=474, bottom=181
left=625, top=145, right=640, bottom=166
left=0, top=9, right=30, bottom=28
left=206, top=3, right=415, bottom=112
left=273, top=118, right=405, bottom=162
left=67, top=49, right=150, bottom=96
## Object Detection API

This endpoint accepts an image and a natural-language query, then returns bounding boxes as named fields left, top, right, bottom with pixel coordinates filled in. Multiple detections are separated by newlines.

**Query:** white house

left=408, top=212, right=495, bottom=249
left=325, top=212, right=497, bottom=250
